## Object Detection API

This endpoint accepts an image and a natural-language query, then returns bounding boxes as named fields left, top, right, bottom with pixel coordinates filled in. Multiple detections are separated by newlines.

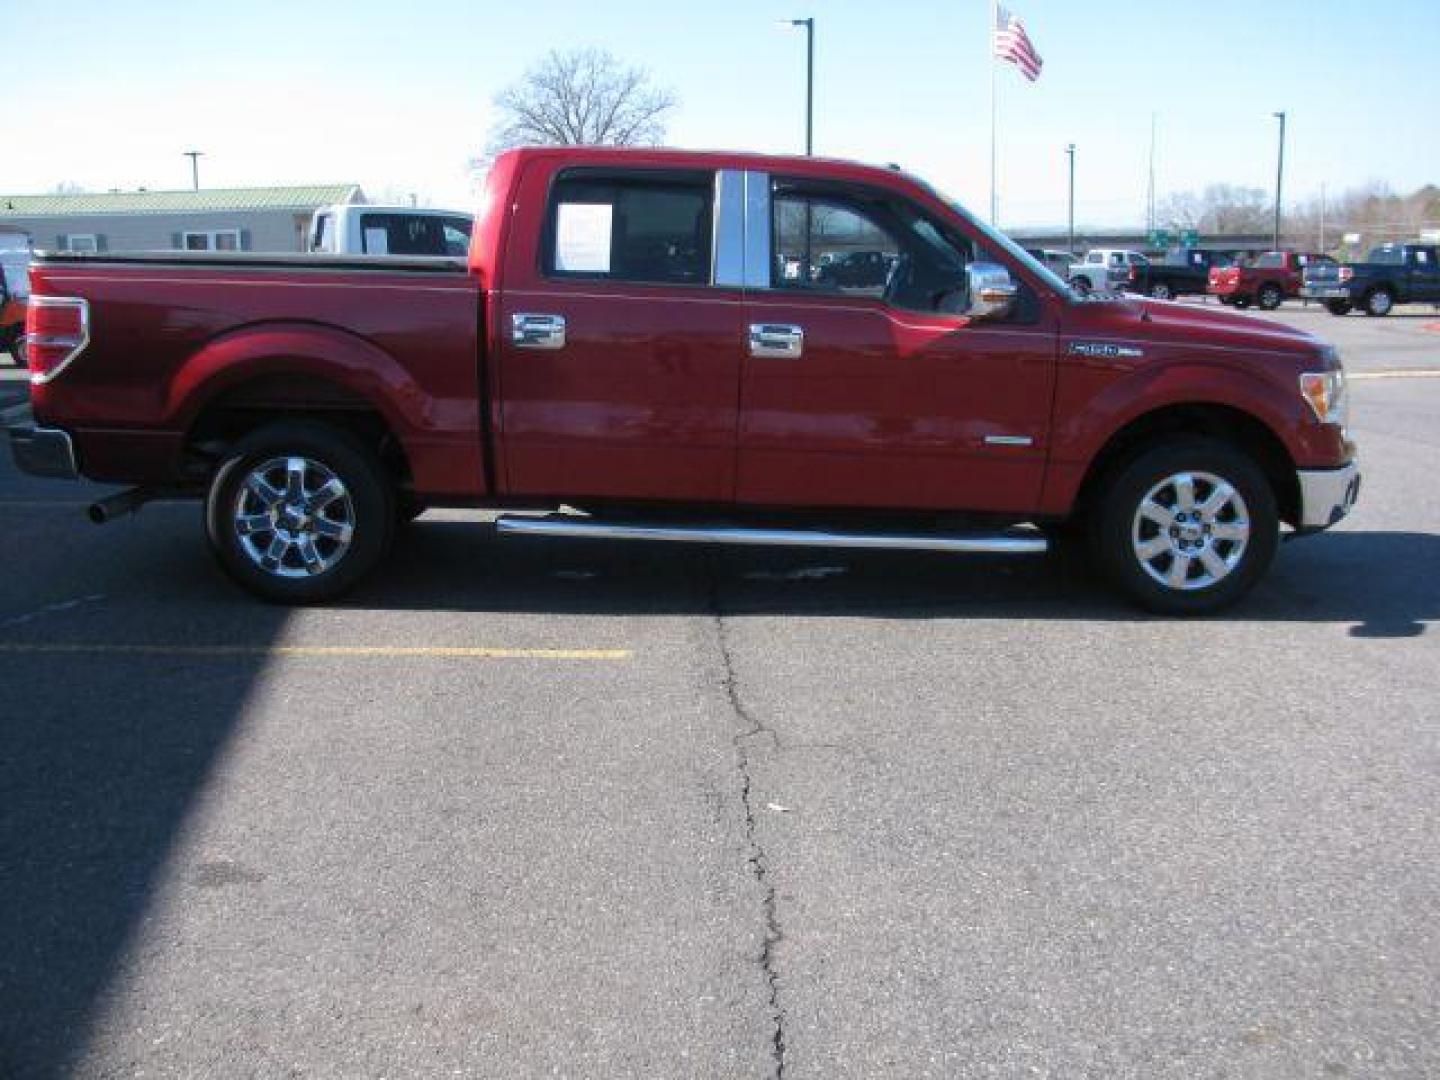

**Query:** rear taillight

left=24, top=295, right=89, bottom=384
left=1128, top=267, right=1139, bottom=282
left=1338, top=267, right=1354, bottom=283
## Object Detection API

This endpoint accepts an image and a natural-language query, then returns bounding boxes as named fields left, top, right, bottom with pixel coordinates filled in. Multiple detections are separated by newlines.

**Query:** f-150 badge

left=1068, top=341, right=1145, bottom=358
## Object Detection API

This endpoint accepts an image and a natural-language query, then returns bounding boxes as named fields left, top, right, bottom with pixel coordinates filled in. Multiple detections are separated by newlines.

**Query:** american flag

left=993, top=6, right=1043, bottom=82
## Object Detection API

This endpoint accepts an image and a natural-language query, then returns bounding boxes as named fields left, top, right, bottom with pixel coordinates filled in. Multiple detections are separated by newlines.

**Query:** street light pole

left=184, top=150, right=203, bottom=192
left=782, top=18, right=815, bottom=155
left=1066, top=144, right=1076, bottom=254
left=1272, top=111, right=1286, bottom=249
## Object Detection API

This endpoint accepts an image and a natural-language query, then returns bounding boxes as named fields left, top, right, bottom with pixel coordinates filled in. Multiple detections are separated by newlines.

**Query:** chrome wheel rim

left=233, top=456, right=355, bottom=578
left=1131, top=471, right=1250, bottom=592
left=1369, top=291, right=1392, bottom=315
left=1151, top=284, right=1172, bottom=300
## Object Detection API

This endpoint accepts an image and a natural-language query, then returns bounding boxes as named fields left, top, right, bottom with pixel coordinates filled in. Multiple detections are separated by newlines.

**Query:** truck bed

left=27, top=250, right=485, bottom=497
left=35, top=250, right=469, bottom=274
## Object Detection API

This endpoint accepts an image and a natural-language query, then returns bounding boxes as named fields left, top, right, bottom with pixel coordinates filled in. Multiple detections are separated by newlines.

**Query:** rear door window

left=544, top=170, right=713, bottom=285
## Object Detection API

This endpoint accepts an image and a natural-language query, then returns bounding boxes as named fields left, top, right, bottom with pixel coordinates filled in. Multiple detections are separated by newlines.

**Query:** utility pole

left=1066, top=144, right=1076, bottom=254
left=1146, top=113, right=1157, bottom=235
left=780, top=18, right=815, bottom=155
left=1319, top=182, right=1327, bottom=252
left=1272, top=111, right=1286, bottom=249
left=184, top=150, right=204, bottom=191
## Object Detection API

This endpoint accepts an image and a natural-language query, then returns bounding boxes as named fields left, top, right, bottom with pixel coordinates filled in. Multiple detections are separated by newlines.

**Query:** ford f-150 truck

left=1300, top=241, right=1440, bottom=316
left=1125, top=248, right=1234, bottom=302
left=9, top=147, right=1359, bottom=613
left=1210, top=251, right=1336, bottom=311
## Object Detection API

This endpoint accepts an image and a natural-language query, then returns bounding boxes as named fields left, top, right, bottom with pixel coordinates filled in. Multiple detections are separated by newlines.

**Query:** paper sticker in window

left=556, top=202, right=613, bottom=273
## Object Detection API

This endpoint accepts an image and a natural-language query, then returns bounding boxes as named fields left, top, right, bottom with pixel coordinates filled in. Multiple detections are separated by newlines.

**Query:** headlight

left=1300, top=369, right=1347, bottom=426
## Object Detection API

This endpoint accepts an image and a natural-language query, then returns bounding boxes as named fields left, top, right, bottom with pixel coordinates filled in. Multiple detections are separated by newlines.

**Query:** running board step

left=494, top=515, right=1048, bottom=555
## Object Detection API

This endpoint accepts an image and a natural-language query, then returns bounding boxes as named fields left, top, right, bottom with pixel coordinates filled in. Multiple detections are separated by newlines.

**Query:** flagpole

left=989, top=0, right=998, bottom=223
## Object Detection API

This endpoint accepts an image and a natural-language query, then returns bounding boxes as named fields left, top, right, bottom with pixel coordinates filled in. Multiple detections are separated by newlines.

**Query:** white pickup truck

left=1068, top=248, right=1149, bottom=294
left=1, top=231, right=31, bottom=364
left=307, top=204, right=474, bottom=257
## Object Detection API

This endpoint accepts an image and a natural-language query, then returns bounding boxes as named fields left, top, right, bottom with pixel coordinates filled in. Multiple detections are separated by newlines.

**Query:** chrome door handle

left=749, top=323, right=804, bottom=358
left=512, top=313, right=566, bottom=350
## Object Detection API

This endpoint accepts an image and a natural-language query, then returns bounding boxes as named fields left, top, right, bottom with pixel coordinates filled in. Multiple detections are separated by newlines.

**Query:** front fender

left=1040, top=352, right=1330, bottom=516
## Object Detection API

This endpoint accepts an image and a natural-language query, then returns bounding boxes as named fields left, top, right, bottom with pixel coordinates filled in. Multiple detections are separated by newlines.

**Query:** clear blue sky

left=8, top=0, right=1438, bottom=228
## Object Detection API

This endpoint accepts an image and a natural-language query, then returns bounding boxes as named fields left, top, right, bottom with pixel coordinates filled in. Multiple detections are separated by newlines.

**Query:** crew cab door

left=1408, top=246, right=1440, bottom=300
left=495, top=163, right=744, bottom=502
left=736, top=175, right=1055, bottom=513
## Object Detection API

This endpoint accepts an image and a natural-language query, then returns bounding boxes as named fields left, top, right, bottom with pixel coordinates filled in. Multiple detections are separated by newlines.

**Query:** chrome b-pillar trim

left=742, top=170, right=772, bottom=289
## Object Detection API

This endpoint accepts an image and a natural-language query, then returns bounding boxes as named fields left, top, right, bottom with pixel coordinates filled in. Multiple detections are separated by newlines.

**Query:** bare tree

left=51, top=181, right=87, bottom=195
left=487, top=48, right=677, bottom=156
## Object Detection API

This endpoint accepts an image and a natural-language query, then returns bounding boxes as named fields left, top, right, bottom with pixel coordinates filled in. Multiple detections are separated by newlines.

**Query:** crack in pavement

left=708, top=572, right=788, bottom=1080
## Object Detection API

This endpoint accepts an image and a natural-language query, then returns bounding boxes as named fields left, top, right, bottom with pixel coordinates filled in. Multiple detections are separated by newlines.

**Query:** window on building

left=182, top=229, right=241, bottom=252
left=544, top=171, right=713, bottom=285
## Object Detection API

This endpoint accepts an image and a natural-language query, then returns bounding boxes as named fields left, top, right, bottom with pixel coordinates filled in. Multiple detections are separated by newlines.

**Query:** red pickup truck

left=10, top=147, right=1359, bottom=613
left=1208, top=251, right=1337, bottom=310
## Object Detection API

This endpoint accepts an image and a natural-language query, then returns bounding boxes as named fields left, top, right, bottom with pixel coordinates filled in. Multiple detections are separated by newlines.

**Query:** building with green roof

left=0, top=184, right=365, bottom=254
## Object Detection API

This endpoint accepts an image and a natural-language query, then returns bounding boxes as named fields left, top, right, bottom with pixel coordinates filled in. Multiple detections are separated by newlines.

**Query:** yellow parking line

left=0, top=642, right=630, bottom=661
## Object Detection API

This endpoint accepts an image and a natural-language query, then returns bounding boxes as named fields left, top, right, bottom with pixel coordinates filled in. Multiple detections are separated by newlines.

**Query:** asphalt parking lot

left=2, top=302, right=1438, bottom=1079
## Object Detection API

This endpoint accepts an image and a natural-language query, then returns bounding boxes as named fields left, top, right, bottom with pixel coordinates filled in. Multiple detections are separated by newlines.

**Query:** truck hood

left=1063, top=295, right=1326, bottom=359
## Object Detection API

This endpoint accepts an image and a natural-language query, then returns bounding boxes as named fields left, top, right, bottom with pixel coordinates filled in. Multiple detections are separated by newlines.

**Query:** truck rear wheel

left=1257, top=283, right=1283, bottom=310
left=1325, top=299, right=1352, bottom=316
left=1364, top=288, right=1394, bottom=317
left=1148, top=282, right=1173, bottom=300
left=204, top=420, right=395, bottom=603
left=1090, top=439, right=1277, bottom=614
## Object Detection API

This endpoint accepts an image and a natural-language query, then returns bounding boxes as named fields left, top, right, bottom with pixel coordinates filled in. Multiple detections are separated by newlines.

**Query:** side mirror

left=965, top=261, right=1017, bottom=321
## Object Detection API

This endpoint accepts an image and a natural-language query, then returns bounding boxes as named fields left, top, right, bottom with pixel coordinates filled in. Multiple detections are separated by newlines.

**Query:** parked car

left=308, top=204, right=474, bottom=257
left=0, top=234, right=30, bottom=364
left=1210, top=251, right=1336, bottom=310
left=1126, top=248, right=1233, bottom=301
left=1025, top=248, right=1074, bottom=279
left=1299, top=241, right=1440, bottom=316
left=1068, top=248, right=1148, bottom=294
left=9, top=146, right=1358, bottom=614
left=816, top=250, right=891, bottom=289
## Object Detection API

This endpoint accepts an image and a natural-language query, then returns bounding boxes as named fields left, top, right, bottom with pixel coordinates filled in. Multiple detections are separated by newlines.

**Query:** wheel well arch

left=1073, top=403, right=1300, bottom=526
left=181, top=373, right=414, bottom=491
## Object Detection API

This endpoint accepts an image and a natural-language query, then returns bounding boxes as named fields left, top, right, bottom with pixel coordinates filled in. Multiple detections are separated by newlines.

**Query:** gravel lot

left=1, top=302, right=1437, bottom=1078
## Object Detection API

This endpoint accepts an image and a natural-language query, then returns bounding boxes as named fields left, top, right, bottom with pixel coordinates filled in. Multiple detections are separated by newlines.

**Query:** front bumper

left=1299, top=286, right=1352, bottom=300
left=5, top=403, right=80, bottom=480
left=1297, top=459, right=1361, bottom=531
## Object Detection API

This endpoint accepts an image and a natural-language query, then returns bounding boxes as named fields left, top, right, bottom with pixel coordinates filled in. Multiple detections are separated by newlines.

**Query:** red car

left=10, top=147, right=1359, bottom=613
left=1209, top=251, right=1337, bottom=310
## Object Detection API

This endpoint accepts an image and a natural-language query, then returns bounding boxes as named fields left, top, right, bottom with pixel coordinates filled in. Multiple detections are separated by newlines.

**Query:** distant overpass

left=1009, top=229, right=1277, bottom=255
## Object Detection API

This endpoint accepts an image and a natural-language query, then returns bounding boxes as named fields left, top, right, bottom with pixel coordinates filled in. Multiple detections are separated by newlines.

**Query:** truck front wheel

left=204, top=421, right=395, bottom=603
left=1090, top=440, right=1277, bottom=614
left=1257, top=283, right=1283, bottom=310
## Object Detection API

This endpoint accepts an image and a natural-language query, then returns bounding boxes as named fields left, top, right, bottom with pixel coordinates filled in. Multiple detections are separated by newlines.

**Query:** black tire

left=1325, top=299, right=1352, bottom=316
left=1232, top=296, right=1252, bottom=309
left=1072, top=276, right=1093, bottom=295
left=1257, top=284, right=1283, bottom=311
left=1149, top=281, right=1173, bottom=300
left=1364, top=287, right=1394, bottom=317
left=204, top=420, right=394, bottom=603
left=1088, top=439, right=1278, bottom=615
